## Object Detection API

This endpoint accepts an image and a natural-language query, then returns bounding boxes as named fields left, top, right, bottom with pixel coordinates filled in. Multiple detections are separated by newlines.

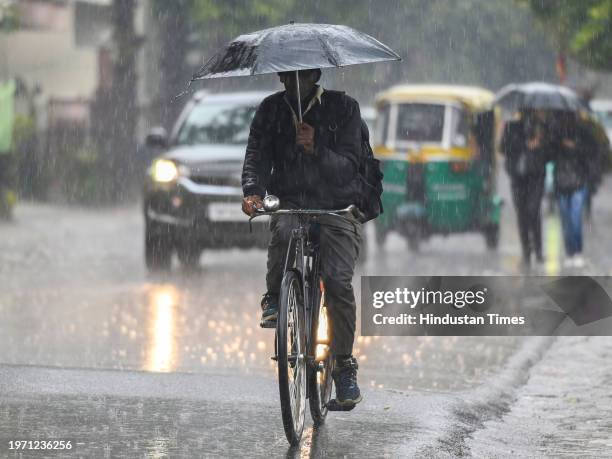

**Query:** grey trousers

left=266, top=214, right=361, bottom=356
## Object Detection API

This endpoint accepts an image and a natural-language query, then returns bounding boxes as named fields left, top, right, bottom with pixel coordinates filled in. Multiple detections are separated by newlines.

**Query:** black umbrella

left=191, top=23, right=401, bottom=121
left=494, top=82, right=586, bottom=113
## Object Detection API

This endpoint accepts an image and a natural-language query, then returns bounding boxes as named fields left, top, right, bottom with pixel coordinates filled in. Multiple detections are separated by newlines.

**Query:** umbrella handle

left=295, top=70, right=302, bottom=124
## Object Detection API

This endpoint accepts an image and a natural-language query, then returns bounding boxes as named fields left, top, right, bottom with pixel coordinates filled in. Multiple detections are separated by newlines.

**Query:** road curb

left=405, top=336, right=556, bottom=456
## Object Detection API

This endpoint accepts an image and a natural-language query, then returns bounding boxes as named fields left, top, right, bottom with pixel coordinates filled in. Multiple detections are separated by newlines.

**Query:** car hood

left=162, top=144, right=245, bottom=176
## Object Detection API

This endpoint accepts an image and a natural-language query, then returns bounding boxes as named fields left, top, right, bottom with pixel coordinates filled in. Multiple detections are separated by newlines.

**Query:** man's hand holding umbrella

left=297, top=122, right=315, bottom=155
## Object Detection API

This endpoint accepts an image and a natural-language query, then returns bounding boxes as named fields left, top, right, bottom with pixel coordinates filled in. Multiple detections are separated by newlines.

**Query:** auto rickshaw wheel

left=484, top=224, right=500, bottom=250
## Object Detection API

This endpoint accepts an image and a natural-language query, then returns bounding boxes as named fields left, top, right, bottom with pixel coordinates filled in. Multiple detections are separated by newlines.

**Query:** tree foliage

left=190, top=0, right=295, bottom=49
left=524, top=0, right=612, bottom=71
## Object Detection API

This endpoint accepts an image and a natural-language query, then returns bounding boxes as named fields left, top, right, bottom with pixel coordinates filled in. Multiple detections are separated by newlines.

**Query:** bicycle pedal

left=259, top=320, right=277, bottom=329
left=271, top=355, right=278, bottom=361
left=326, top=399, right=357, bottom=411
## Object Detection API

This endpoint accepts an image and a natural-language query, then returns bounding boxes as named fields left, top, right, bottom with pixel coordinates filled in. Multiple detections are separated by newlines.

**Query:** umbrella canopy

left=192, top=23, right=401, bottom=80
left=494, top=82, right=586, bottom=113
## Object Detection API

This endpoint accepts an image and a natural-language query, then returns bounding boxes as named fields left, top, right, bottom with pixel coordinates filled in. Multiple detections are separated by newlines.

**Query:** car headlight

left=152, top=159, right=179, bottom=182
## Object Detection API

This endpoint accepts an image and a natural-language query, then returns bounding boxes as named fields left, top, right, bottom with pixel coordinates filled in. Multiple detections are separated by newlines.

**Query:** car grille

left=188, top=175, right=241, bottom=187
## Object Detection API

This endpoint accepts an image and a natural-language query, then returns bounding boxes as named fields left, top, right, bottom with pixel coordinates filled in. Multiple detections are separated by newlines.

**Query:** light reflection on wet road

left=0, top=259, right=520, bottom=391
left=0, top=238, right=523, bottom=389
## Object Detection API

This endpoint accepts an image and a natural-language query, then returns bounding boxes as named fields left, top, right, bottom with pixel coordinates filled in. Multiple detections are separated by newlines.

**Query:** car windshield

left=176, top=100, right=258, bottom=145
left=396, top=103, right=445, bottom=143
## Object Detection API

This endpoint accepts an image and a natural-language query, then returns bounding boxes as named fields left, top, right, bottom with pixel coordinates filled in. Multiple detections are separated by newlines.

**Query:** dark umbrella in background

left=494, top=81, right=587, bottom=114
left=191, top=23, right=401, bottom=122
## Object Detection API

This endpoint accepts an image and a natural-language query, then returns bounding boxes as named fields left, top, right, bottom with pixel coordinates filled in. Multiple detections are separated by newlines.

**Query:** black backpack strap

left=320, top=90, right=349, bottom=128
left=319, top=90, right=362, bottom=167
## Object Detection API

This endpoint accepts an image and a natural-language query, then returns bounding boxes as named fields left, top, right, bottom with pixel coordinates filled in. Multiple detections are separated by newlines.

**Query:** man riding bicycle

left=241, top=68, right=363, bottom=406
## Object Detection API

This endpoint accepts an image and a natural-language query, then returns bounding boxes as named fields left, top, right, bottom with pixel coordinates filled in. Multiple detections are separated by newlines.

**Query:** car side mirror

left=145, top=127, right=168, bottom=149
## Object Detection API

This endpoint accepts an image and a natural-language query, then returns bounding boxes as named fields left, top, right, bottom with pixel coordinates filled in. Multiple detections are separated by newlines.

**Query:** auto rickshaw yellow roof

left=376, top=85, right=495, bottom=111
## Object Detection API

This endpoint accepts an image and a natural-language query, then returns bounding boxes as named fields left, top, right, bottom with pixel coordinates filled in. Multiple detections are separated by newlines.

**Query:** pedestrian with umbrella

left=550, top=111, right=600, bottom=268
left=193, top=23, right=399, bottom=408
left=495, top=82, right=584, bottom=269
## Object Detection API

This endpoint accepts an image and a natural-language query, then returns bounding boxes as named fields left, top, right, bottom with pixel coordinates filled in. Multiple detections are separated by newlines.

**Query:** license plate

left=208, top=202, right=247, bottom=221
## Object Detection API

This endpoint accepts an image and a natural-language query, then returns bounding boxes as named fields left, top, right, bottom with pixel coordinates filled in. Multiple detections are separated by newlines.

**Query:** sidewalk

left=467, top=336, right=612, bottom=458
left=583, top=175, right=612, bottom=275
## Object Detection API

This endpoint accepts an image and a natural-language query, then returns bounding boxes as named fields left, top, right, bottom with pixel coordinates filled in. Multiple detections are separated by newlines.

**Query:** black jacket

left=552, top=124, right=598, bottom=195
left=242, top=88, right=362, bottom=209
left=500, top=119, right=550, bottom=178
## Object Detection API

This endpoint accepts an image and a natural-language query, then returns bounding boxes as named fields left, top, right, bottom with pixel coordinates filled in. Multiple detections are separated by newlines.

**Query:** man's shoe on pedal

left=260, top=292, right=278, bottom=328
left=332, top=356, right=362, bottom=406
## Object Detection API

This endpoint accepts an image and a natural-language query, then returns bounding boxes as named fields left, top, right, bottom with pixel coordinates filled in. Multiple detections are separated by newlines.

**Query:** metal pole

left=295, top=70, right=302, bottom=123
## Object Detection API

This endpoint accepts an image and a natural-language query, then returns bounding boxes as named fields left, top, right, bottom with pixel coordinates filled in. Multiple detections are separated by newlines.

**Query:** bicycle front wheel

left=277, top=270, right=306, bottom=446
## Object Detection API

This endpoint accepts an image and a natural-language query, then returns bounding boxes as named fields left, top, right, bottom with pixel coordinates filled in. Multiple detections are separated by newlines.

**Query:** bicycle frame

left=250, top=204, right=360, bottom=357
left=282, top=217, right=321, bottom=381
left=250, top=205, right=359, bottom=364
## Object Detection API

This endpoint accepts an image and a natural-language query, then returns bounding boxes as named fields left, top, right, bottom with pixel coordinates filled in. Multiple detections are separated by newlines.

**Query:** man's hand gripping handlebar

left=246, top=195, right=365, bottom=231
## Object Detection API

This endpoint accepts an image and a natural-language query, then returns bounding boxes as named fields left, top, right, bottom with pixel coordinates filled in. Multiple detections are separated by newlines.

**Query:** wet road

left=1, top=174, right=612, bottom=456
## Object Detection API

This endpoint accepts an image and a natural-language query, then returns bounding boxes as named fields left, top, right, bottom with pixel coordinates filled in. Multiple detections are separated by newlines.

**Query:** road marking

left=544, top=214, right=561, bottom=275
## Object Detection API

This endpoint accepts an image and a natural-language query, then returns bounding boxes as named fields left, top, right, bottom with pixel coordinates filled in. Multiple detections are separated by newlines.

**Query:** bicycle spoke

left=291, top=287, right=305, bottom=432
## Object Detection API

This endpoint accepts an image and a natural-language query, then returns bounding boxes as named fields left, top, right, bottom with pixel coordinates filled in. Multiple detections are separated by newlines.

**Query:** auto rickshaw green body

left=373, top=85, right=502, bottom=250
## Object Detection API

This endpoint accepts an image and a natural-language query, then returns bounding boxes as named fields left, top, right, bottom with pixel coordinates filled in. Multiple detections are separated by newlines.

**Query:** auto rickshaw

left=373, top=85, right=502, bottom=250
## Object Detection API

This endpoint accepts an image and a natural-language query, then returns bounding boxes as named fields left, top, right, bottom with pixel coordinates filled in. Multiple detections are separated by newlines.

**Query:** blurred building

left=5, top=1, right=97, bottom=104
left=2, top=0, right=151, bottom=128
left=0, top=0, right=156, bottom=201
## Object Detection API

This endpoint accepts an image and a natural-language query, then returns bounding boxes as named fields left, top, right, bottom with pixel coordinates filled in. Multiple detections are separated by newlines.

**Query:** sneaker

left=573, top=254, right=585, bottom=268
left=332, top=356, right=362, bottom=406
left=260, top=292, right=278, bottom=328
left=563, top=256, right=576, bottom=269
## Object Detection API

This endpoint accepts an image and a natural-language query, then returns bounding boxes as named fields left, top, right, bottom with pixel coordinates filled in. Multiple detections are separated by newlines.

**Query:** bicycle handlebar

left=247, top=204, right=365, bottom=232
left=249, top=204, right=364, bottom=221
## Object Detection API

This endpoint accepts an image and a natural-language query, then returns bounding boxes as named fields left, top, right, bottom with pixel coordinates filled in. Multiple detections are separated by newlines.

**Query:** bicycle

left=249, top=195, right=363, bottom=446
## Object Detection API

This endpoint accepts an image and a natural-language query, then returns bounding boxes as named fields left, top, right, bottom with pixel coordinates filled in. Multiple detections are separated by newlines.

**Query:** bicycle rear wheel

left=277, top=270, right=306, bottom=446
left=309, top=280, right=335, bottom=425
